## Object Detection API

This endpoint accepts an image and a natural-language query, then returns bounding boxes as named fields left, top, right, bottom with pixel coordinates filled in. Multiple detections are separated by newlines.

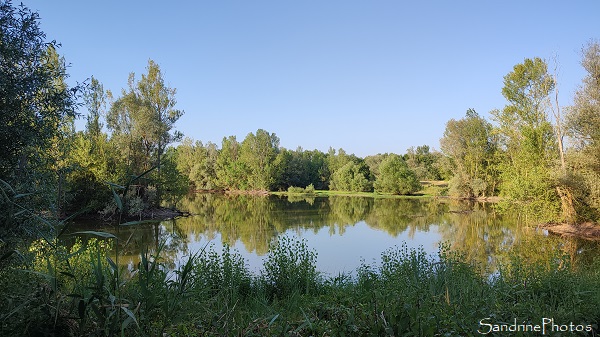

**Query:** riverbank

left=2, top=237, right=598, bottom=336
left=541, top=222, right=600, bottom=241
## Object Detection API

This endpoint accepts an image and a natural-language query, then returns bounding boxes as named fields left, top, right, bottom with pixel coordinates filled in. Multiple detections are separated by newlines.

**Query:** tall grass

left=2, top=230, right=600, bottom=336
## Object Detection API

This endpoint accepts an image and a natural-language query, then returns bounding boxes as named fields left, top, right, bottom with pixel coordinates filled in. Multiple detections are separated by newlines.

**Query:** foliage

left=404, top=145, right=443, bottom=180
left=239, top=129, right=280, bottom=190
left=287, top=184, right=316, bottom=194
left=107, top=60, right=184, bottom=205
left=441, top=109, right=499, bottom=198
left=261, top=236, right=320, bottom=299
left=0, top=1, right=80, bottom=181
left=273, top=148, right=329, bottom=191
left=175, top=138, right=219, bottom=191
left=373, top=154, right=421, bottom=195
left=492, top=57, right=560, bottom=219
left=4, top=234, right=599, bottom=336
left=216, top=135, right=248, bottom=190
left=329, top=161, right=373, bottom=192
left=565, top=40, right=600, bottom=218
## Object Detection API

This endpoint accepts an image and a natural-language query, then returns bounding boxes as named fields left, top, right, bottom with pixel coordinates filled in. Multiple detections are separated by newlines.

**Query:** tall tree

left=0, top=1, right=79, bottom=182
left=568, top=41, right=600, bottom=150
left=240, top=129, right=280, bottom=190
left=216, top=136, right=246, bottom=190
left=83, top=76, right=105, bottom=138
left=107, top=60, right=183, bottom=205
left=440, top=109, right=498, bottom=198
left=566, top=40, right=600, bottom=217
left=492, top=57, right=559, bottom=219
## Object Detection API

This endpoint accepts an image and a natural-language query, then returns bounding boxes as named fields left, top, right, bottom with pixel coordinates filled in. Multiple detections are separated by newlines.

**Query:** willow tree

left=107, top=60, right=183, bottom=205
left=0, top=1, right=79, bottom=183
left=566, top=41, right=600, bottom=218
left=440, top=109, right=499, bottom=198
left=492, top=57, right=560, bottom=220
left=373, top=154, right=420, bottom=195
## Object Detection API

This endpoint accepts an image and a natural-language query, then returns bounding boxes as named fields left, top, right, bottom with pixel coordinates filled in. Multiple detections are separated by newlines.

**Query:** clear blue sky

left=23, top=1, right=599, bottom=157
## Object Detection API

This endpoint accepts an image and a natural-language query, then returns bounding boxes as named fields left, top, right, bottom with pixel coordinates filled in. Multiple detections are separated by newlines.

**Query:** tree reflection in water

left=74, top=194, right=600, bottom=274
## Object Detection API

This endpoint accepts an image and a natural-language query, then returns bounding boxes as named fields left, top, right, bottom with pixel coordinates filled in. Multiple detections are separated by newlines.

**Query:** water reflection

left=80, top=194, right=600, bottom=275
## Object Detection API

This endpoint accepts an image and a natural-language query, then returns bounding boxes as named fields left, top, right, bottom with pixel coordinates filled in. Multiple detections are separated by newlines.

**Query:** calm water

left=80, top=194, right=600, bottom=276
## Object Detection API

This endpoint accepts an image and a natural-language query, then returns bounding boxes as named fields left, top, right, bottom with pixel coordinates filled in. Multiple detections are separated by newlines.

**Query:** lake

left=83, top=193, right=600, bottom=276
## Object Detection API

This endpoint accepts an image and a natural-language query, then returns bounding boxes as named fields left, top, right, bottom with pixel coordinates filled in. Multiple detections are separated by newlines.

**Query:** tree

left=240, top=129, right=280, bottom=190
left=64, top=76, right=115, bottom=212
left=216, top=136, right=246, bottom=190
left=568, top=41, right=600, bottom=149
left=493, top=58, right=556, bottom=162
left=107, top=60, right=183, bottom=205
left=565, top=40, right=600, bottom=218
left=440, top=109, right=498, bottom=198
left=176, top=138, right=219, bottom=191
left=0, top=1, right=79, bottom=182
left=373, top=154, right=421, bottom=195
left=404, top=145, right=442, bottom=180
left=491, top=57, right=559, bottom=219
left=83, top=76, right=106, bottom=138
left=273, top=147, right=329, bottom=191
left=329, top=161, right=372, bottom=192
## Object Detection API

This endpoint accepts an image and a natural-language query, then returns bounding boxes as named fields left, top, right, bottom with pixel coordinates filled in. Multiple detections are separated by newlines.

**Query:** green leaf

left=60, top=271, right=76, bottom=279
left=0, top=178, right=15, bottom=194
left=107, top=182, right=125, bottom=190
left=268, top=314, right=280, bottom=327
left=121, top=306, right=139, bottom=329
left=111, top=187, right=123, bottom=213
left=106, top=256, right=118, bottom=271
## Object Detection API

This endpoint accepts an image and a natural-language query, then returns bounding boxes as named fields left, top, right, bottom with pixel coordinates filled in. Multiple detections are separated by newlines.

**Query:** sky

left=21, top=1, right=600, bottom=157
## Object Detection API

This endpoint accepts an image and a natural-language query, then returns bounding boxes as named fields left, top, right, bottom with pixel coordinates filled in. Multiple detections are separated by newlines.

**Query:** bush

left=261, top=236, right=320, bottom=298
left=374, top=154, right=421, bottom=195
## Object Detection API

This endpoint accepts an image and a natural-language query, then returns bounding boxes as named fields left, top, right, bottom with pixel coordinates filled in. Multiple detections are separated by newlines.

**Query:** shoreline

left=540, top=222, right=600, bottom=241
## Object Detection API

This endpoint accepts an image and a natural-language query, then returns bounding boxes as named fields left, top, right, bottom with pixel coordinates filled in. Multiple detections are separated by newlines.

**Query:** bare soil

left=540, top=222, right=600, bottom=240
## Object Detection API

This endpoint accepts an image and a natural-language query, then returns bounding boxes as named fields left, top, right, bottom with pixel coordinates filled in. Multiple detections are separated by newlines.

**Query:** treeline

left=440, top=51, right=600, bottom=223
left=2, top=0, right=600, bottom=226
left=174, top=134, right=442, bottom=194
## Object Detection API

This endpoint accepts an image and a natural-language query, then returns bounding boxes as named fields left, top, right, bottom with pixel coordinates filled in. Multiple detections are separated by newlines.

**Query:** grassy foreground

left=1, top=236, right=599, bottom=336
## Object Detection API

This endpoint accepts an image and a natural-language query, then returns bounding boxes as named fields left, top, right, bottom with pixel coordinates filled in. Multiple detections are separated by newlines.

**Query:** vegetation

left=2, top=235, right=599, bottom=336
left=1, top=1, right=600, bottom=335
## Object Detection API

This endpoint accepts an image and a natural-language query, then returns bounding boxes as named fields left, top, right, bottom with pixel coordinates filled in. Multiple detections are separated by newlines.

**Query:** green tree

left=107, top=60, right=183, bottom=205
left=567, top=41, right=600, bottom=150
left=565, top=40, right=600, bottom=218
left=404, top=145, right=442, bottom=180
left=373, top=154, right=421, bottom=195
left=240, top=129, right=280, bottom=190
left=491, top=57, right=559, bottom=220
left=216, top=136, right=246, bottom=190
left=64, top=77, right=116, bottom=212
left=440, top=109, right=499, bottom=198
left=273, top=147, right=329, bottom=191
left=176, top=138, right=219, bottom=191
left=0, top=2, right=79, bottom=183
left=329, top=161, right=372, bottom=192
left=84, top=76, right=105, bottom=139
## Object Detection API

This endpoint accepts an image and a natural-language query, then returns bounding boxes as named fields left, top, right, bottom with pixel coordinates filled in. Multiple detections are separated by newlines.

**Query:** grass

left=1, top=236, right=599, bottom=336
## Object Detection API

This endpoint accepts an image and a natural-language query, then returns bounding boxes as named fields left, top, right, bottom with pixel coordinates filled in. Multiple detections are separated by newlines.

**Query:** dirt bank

left=540, top=222, right=600, bottom=241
